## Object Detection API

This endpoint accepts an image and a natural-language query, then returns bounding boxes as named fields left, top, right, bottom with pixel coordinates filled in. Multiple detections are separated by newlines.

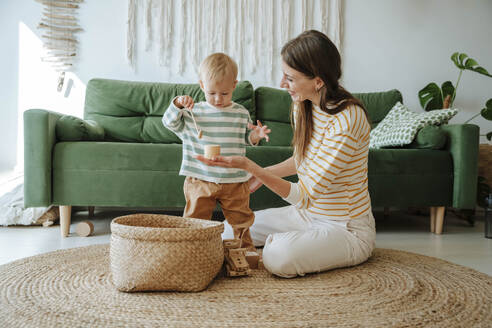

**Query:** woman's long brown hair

left=281, top=30, right=369, bottom=164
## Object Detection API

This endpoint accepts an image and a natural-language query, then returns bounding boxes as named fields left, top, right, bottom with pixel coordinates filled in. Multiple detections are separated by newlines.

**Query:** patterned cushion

left=369, top=102, right=457, bottom=149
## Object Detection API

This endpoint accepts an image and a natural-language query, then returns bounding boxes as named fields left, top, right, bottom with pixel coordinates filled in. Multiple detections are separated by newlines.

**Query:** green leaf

left=418, top=83, right=443, bottom=111
left=481, top=108, right=492, bottom=120
left=451, top=52, right=463, bottom=69
left=451, top=52, right=460, bottom=66
left=458, top=53, right=468, bottom=67
left=487, top=132, right=492, bottom=141
left=465, top=58, right=478, bottom=69
left=481, top=99, right=492, bottom=120
left=472, top=66, right=492, bottom=77
left=451, top=52, right=492, bottom=77
left=441, top=81, right=455, bottom=104
left=482, top=109, right=492, bottom=121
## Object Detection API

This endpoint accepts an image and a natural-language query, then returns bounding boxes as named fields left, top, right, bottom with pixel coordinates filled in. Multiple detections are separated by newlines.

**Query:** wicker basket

left=110, top=214, right=224, bottom=292
left=479, top=144, right=492, bottom=186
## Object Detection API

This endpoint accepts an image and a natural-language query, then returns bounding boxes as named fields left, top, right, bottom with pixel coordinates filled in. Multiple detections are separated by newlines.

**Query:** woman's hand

left=248, top=176, right=263, bottom=193
left=197, top=154, right=291, bottom=198
left=195, top=155, right=252, bottom=171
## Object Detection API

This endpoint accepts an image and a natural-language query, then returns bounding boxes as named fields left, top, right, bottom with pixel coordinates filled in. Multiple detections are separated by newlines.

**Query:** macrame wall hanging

left=36, top=0, right=84, bottom=91
left=127, top=0, right=342, bottom=84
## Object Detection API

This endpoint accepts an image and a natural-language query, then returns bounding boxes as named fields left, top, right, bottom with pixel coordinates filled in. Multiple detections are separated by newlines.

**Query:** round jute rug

left=0, top=245, right=490, bottom=327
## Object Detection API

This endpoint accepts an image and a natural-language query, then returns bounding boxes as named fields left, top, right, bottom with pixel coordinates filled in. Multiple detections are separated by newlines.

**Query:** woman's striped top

left=162, top=100, right=254, bottom=183
left=284, top=103, right=372, bottom=220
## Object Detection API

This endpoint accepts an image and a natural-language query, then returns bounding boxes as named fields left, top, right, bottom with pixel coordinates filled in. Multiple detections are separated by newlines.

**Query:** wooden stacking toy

left=223, top=239, right=250, bottom=277
left=245, top=251, right=260, bottom=269
left=204, top=145, right=220, bottom=159
left=75, top=220, right=94, bottom=237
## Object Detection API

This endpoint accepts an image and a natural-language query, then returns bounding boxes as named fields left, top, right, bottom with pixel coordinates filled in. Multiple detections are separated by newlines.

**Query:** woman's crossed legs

left=222, top=205, right=375, bottom=278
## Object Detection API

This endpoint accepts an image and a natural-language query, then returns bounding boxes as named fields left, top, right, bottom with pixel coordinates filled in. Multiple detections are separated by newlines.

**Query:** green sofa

left=24, top=78, right=479, bottom=236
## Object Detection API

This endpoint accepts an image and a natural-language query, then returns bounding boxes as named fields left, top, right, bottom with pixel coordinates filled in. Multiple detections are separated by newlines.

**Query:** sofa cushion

left=84, top=79, right=255, bottom=143
left=353, top=89, right=403, bottom=126
left=56, top=115, right=105, bottom=141
left=51, top=141, right=295, bottom=209
left=255, top=87, right=293, bottom=146
left=53, top=142, right=183, bottom=172
left=407, top=125, right=447, bottom=150
left=369, top=102, right=457, bottom=149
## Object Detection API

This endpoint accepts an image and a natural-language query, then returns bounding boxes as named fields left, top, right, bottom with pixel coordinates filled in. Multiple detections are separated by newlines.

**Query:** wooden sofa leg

left=60, top=205, right=72, bottom=237
left=434, top=206, right=446, bottom=235
left=88, top=206, right=95, bottom=218
left=430, top=207, right=436, bottom=233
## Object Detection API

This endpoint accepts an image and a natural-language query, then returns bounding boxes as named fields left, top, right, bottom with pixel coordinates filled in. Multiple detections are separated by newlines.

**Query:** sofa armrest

left=441, top=124, right=479, bottom=209
left=24, top=109, right=64, bottom=207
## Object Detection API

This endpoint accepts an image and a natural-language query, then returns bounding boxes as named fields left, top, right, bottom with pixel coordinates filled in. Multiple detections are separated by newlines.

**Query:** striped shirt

left=284, top=103, right=372, bottom=221
left=162, top=100, right=254, bottom=183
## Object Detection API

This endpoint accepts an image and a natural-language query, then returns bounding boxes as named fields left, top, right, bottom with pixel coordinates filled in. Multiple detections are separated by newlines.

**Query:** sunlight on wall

left=15, top=21, right=86, bottom=171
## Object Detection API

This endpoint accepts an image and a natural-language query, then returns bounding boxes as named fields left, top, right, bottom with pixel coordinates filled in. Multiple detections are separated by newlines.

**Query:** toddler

left=162, top=53, right=270, bottom=251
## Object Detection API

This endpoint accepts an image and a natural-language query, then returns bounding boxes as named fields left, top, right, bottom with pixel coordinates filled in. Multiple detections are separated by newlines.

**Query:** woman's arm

left=196, top=155, right=292, bottom=198
left=248, top=160, right=292, bottom=198
left=264, top=156, right=296, bottom=178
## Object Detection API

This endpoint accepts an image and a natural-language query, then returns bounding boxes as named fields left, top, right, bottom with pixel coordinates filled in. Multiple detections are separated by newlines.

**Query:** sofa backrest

left=84, top=78, right=402, bottom=145
left=84, top=78, right=255, bottom=143
left=353, top=89, right=403, bottom=126
left=254, top=87, right=403, bottom=146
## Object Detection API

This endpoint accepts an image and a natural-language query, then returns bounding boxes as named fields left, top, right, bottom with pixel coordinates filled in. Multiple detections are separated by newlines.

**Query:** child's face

left=199, top=75, right=237, bottom=108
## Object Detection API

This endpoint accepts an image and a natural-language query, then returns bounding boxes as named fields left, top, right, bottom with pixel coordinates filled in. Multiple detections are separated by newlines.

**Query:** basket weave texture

left=479, top=144, right=492, bottom=186
left=110, top=214, right=224, bottom=292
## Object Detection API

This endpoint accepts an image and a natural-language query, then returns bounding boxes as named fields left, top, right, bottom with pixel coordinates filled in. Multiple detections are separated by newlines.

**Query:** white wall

left=342, top=0, right=492, bottom=138
left=1, top=0, right=491, bottom=171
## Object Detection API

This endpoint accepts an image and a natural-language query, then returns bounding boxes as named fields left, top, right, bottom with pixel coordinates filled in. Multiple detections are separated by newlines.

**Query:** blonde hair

left=199, top=53, right=238, bottom=82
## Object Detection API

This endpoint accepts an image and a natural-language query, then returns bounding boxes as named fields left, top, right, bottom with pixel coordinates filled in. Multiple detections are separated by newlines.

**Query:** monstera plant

left=419, top=53, right=492, bottom=221
left=418, top=52, right=492, bottom=141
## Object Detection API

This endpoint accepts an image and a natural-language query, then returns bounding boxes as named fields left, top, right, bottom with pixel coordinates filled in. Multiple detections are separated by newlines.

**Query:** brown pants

left=183, top=176, right=255, bottom=251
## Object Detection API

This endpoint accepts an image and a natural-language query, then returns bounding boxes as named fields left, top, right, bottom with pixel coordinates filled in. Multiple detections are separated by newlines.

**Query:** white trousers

left=222, top=205, right=376, bottom=278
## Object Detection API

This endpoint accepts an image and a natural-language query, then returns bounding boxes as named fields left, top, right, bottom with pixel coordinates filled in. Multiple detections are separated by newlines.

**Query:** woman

left=197, top=30, right=375, bottom=278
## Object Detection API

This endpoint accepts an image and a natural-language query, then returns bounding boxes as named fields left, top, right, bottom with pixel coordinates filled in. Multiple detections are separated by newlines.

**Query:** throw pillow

left=369, top=102, right=457, bottom=149
left=56, top=115, right=105, bottom=141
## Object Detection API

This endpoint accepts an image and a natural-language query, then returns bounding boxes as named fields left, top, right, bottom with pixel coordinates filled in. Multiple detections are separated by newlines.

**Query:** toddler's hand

left=248, top=120, right=271, bottom=143
left=174, top=95, right=194, bottom=110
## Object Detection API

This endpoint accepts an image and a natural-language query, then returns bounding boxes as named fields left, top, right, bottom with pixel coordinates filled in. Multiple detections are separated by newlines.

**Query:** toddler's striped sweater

left=162, top=100, right=254, bottom=183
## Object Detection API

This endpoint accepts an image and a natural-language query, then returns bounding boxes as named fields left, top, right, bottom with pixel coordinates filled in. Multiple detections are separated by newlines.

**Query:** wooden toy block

left=223, top=239, right=241, bottom=250
left=225, top=264, right=250, bottom=277
left=223, top=239, right=252, bottom=277
left=75, top=220, right=94, bottom=237
left=227, top=248, right=250, bottom=272
left=204, top=144, right=220, bottom=159
left=245, top=251, right=260, bottom=269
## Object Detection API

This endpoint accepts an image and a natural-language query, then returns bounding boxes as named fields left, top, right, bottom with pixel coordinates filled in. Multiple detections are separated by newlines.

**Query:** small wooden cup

left=204, top=145, right=220, bottom=159
left=75, top=221, right=94, bottom=237
left=245, top=251, right=260, bottom=269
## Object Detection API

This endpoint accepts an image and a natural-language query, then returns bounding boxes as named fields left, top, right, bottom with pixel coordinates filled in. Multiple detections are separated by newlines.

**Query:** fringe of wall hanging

left=127, top=0, right=341, bottom=83
left=36, top=0, right=84, bottom=90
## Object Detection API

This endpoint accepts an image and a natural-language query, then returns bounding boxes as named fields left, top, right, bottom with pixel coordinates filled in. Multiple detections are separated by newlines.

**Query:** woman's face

left=280, top=61, right=320, bottom=104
